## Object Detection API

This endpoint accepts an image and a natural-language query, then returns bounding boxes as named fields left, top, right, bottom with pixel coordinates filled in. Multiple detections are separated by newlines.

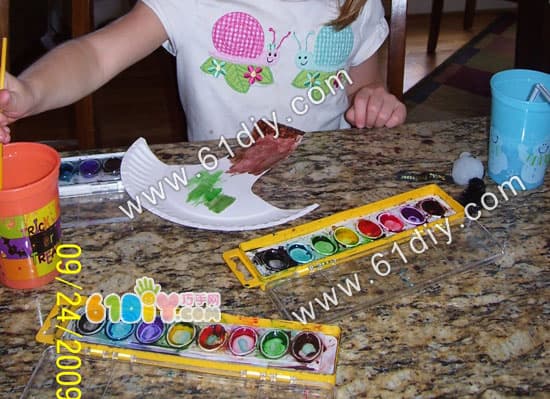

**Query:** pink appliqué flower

left=244, top=65, right=263, bottom=85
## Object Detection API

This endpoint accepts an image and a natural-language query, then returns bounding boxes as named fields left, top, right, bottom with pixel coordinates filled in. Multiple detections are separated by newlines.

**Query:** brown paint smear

left=228, top=121, right=304, bottom=175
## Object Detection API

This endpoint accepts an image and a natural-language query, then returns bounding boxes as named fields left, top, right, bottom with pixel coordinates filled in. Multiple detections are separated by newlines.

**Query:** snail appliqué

left=292, top=26, right=354, bottom=101
left=200, top=12, right=290, bottom=93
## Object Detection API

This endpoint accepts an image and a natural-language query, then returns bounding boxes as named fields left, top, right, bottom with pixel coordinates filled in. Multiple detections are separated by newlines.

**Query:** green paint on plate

left=186, top=171, right=236, bottom=213
left=207, top=194, right=236, bottom=214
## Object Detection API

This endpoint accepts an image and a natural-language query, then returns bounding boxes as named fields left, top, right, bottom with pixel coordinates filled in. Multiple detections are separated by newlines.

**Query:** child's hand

left=345, top=83, right=406, bottom=129
left=0, top=72, right=35, bottom=143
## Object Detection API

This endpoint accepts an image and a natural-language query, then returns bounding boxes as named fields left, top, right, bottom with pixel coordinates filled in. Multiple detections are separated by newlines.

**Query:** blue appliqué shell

left=314, top=26, right=354, bottom=71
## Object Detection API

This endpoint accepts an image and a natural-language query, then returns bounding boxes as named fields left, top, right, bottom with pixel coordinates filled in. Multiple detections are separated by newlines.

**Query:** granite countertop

left=1, top=117, right=548, bottom=398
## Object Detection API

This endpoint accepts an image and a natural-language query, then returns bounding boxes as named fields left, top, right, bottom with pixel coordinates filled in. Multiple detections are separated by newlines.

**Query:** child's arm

left=345, top=51, right=407, bottom=129
left=0, top=1, right=168, bottom=143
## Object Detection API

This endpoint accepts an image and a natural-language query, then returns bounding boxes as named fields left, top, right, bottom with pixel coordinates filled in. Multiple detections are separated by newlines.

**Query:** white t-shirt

left=142, top=0, right=389, bottom=141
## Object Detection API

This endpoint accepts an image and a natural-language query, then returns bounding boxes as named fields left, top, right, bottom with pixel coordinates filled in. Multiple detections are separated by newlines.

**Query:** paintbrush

left=528, top=82, right=550, bottom=103
left=0, top=37, right=7, bottom=190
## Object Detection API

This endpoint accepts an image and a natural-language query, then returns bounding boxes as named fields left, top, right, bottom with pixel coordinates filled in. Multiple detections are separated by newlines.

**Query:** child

left=0, top=0, right=406, bottom=144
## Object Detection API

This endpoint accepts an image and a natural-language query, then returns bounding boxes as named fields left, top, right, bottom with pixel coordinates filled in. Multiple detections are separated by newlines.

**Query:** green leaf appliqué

left=225, top=64, right=251, bottom=93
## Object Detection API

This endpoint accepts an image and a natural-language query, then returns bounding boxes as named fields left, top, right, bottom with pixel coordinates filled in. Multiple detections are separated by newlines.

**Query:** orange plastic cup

left=0, top=143, right=61, bottom=289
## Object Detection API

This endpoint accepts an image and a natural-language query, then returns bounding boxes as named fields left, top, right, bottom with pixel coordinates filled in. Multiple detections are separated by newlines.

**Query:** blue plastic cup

left=488, top=69, right=550, bottom=190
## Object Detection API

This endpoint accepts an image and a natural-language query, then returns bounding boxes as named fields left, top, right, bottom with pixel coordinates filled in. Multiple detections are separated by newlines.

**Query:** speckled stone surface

left=1, top=117, right=548, bottom=398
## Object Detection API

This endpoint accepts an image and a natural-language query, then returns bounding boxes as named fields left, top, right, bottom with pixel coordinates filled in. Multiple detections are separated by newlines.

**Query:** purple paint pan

left=79, top=159, right=101, bottom=178
left=377, top=212, right=405, bottom=233
left=400, top=206, right=427, bottom=225
left=135, top=317, right=165, bottom=344
left=290, top=332, right=322, bottom=363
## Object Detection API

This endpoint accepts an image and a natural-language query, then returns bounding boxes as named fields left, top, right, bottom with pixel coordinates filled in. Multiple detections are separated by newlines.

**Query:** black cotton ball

left=457, top=177, right=486, bottom=208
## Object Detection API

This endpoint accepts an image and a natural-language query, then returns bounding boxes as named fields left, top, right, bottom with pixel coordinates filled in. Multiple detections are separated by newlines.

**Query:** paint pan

left=135, top=317, right=165, bottom=344
left=377, top=212, right=405, bottom=233
left=166, top=322, right=197, bottom=349
left=254, top=247, right=294, bottom=272
left=260, top=329, right=289, bottom=359
left=310, top=235, right=338, bottom=256
left=332, top=227, right=360, bottom=248
left=290, top=332, right=322, bottom=363
left=286, top=243, right=314, bottom=264
left=79, top=159, right=101, bottom=178
left=400, top=206, right=427, bottom=225
left=418, top=198, right=447, bottom=217
left=228, top=326, right=258, bottom=356
left=102, top=157, right=122, bottom=175
left=104, top=320, right=135, bottom=341
left=197, top=324, right=228, bottom=352
left=59, top=162, right=76, bottom=182
left=75, top=311, right=105, bottom=336
left=356, top=219, right=383, bottom=239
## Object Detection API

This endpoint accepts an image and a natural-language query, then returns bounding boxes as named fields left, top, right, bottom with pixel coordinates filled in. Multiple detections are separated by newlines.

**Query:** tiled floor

left=405, top=13, right=516, bottom=123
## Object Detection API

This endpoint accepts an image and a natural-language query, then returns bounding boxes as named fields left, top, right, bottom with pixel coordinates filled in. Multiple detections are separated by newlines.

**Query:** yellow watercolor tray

left=23, top=346, right=337, bottom=398
left=223, top=184, right=465, bottom=290
left=36, top=298, right=341, bottom=388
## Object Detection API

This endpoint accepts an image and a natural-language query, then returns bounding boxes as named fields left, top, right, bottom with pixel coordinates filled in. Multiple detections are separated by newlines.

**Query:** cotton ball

left=452, top=152, right=484, bottom=185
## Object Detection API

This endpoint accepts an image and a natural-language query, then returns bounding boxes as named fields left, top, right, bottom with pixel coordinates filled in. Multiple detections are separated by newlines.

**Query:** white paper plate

left=121, top=138, right=318, bottom=231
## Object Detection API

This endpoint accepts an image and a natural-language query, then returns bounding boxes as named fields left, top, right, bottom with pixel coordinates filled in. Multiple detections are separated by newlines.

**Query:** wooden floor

left=12, top=10, right=508, bottom=149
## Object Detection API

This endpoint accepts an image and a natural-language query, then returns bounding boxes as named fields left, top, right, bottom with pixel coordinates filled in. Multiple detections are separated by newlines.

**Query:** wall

left=94, top=0, right=132, bottom=28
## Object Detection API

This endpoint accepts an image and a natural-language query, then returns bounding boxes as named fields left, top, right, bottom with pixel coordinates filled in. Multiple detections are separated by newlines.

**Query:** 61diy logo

left=85, top=277, right=221, bottom=324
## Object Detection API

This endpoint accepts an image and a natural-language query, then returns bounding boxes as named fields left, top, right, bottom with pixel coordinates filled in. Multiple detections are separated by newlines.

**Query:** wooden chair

left=71, top=0, right=96, bottom=149
left=387, top=0, right=408, bottom=99
left=428, top=0, right=476, bottom=54
left=0, top=0, right=8, bottom=65
left=0, top=0, right=97, bottom=149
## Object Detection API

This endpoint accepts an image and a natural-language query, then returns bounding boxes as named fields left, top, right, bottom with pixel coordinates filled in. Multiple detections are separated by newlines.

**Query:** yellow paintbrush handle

left=0, top=37, right=7, bottom=88
left=0, top=37, right=7, bottom=190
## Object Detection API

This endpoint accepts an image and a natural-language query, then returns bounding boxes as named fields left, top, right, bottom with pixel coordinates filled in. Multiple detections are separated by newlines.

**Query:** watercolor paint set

left=223, top=184, right=464, bottom=290
left=36, top=300, right=341, bottom=388
left=22, top=347, right=334, bottom=399
left=58, top=152, right=125, bottom=197
left=223, top=185, right=505, bottom=322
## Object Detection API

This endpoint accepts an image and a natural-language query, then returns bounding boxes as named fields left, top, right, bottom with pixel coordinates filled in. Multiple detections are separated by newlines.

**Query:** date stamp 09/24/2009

left=53, top=242, right=223, bottom=399
left=53, top=244, right=85, bottom=399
